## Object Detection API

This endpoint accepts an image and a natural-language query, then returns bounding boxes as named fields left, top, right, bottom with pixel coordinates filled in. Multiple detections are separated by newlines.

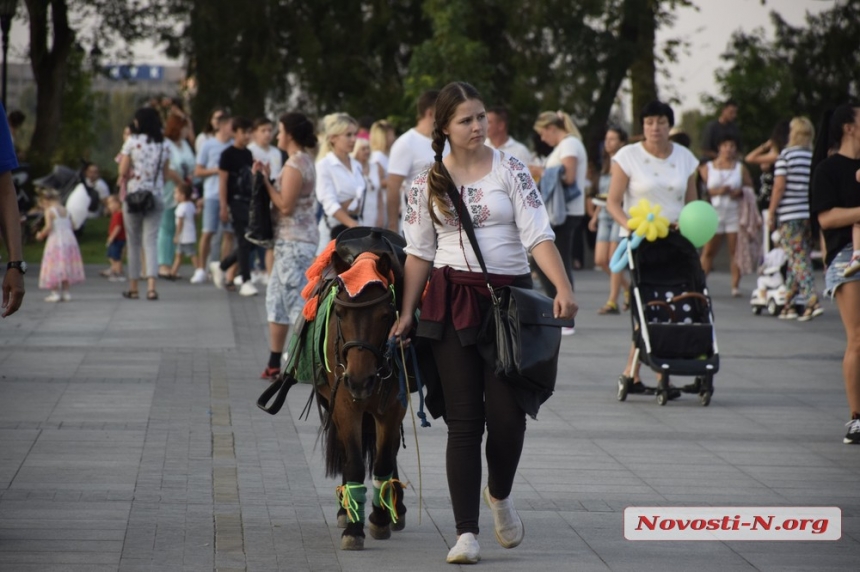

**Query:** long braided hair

left=426, top=81, right=483, bottom=225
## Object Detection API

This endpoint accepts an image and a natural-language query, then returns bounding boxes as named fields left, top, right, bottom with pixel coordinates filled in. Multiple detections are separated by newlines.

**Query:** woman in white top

left=369, top=119, right=395, bottom=174
left=531, top=111, right=588, bottom=326
left=352, top=138, right=386, bottom=228
left=119, top=107, right=173, bottom=300
left=606, top=100, right=700, bottom=396
left=699, top=133, right=753, bottom=296
left=315, top=113, right=365, bottom=251
left=393, top=82, right=576, bottom=565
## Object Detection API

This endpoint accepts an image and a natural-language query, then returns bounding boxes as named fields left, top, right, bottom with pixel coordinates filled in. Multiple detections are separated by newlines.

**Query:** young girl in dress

left=35, top=189, right=86, bottom=302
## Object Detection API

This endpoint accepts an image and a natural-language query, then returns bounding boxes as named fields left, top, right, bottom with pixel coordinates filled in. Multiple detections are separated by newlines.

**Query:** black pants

left=431, top=319, right=526, bottom=536
left=535, top=215, right=582, bottom=297
left=220, top=198, right=252, bottom=283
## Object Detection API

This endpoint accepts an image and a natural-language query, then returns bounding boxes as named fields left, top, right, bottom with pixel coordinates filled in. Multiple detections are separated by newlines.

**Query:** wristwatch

left=6, top=261, right=27, bottom=274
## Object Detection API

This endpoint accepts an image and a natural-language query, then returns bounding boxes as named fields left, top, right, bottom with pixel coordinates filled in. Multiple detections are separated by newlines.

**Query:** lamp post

left=0, top=0, right=18, bottom=109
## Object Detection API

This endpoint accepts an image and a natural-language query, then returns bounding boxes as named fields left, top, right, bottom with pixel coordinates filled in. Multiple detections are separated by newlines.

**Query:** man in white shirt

left=190, top=114, right=233, bottom=284
left=386, top=90, right=449, bottom=231
left=485, top=106, right=531, bottom=165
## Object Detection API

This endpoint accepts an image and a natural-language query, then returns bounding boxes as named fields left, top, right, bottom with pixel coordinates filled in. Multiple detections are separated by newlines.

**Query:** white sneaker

left=233, top=275, right=244, bottom=286
left=209, top=262, right=225, bottom=289
left=190, top=268, right=207, bottom=284
left=251, top=270, right=265, bottom=285
left=61, top=291, right=71, bottom=302
left=239, top=282, right=258, bottom=297
left=483, top=486, right=524, bottom=549
left=446, top=532, right=480, bottom=564
left=561, top=327, right=575, bottom=336
left=44, top=292, right=61, bottom=303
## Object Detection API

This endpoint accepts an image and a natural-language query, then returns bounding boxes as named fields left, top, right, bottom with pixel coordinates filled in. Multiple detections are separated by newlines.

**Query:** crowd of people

left=2, top=86, right=859, bottom=564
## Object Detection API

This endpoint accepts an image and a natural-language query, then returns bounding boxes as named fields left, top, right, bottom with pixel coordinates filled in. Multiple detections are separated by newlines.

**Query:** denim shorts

left=596, top=207, right=620, bottom=243
left=177, top=243, right=196, bottom=257
left=202, top=198, right=233, bottom=234
left=107, top=239, right=126, bottom=261
left=824, top=244, right=860, bottom=299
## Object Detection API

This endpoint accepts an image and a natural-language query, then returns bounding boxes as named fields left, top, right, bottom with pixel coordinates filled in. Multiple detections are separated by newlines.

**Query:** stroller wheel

left=656, top=391, right=668, bottom=406
left=617, top=376, right=629, bottom=402
left=700, top=392, right=711, bottom=406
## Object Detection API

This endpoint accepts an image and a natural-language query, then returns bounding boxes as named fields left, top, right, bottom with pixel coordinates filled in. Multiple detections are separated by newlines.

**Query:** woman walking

left=258, top=113, right=319, bottom=380
left=768, top=117, right=822, bottom=320
left=590, top=126, right=630, bottom=314
left=531, top=111, right=588, bottom=317
left=157, top=115, right=196, bottom=279
left=118, top=107, right=172, bottom=300
left=810, top=103, right=860, bottom=443
left=699, top=133, right=754, bottom=296
left=392, top=81, right=576, bottom=564
left=606, top=101, right=699, bottom=395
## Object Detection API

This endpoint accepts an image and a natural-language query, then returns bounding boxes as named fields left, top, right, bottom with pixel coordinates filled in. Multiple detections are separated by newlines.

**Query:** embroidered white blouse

left=403, top=150, right=554, bottom=275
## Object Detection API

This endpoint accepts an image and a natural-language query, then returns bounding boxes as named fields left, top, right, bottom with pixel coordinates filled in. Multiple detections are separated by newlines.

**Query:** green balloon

left=679, top=200, right=719, bottom=248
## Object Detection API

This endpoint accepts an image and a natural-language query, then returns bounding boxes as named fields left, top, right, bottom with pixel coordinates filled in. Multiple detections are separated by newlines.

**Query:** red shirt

left=109, top=211, right=126, bottom=241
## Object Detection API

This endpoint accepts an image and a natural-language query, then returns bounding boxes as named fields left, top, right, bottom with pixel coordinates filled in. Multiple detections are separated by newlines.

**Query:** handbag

left=125, top=143, right=163, bottom=215
left=444, top=183, right=574, bottom=395
left=245, top=172, right=274, bottom=247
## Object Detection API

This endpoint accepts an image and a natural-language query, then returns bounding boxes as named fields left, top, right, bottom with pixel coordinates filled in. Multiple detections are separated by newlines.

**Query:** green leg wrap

left=336, top=482, right=367, bottom=524
left=372, top=473, right=393, bottom=507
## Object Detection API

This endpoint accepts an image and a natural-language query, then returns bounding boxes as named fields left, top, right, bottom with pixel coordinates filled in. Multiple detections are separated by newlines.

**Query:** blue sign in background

left=104, top=65, right=165, bottom=81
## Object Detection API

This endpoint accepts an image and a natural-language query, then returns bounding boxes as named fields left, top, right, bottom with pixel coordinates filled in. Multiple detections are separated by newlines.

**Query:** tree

left=709, top=1, right=860, bottom=151
left=24, top=0, right=75, bottom=170
left=23, top=0, right=165, bottom=171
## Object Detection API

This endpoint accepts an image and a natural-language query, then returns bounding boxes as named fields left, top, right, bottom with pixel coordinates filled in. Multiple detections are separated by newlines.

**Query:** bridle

left=331, top=284, right=396, bottom=387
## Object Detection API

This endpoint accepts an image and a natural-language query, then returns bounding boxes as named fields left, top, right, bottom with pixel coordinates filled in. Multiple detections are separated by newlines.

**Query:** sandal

left=598, top=302, right=620, bottom=315
left=779, top=306, right=798, bottom=320
left=146, top=291, right=159, bottom=301
left=158, top=273, right=177, bottom=281
left=121, top=291, right=139, bottom=299
left=797, top=295, right=823, bottom=322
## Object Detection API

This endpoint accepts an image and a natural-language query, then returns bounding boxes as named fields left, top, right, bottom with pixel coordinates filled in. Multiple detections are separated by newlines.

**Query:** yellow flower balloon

left=627, top=199, right=669, bottom=243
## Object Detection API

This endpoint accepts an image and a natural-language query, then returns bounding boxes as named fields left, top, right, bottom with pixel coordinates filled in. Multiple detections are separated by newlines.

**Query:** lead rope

left=395, top=309, right=423, bottom=526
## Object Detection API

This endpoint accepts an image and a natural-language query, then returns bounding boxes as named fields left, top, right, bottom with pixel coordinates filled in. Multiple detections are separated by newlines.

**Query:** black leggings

left=535, top=215, right=582, bottom=297
left=431, top=319, right=526, bottom=536
left=220, top=199, right=251, bottom=282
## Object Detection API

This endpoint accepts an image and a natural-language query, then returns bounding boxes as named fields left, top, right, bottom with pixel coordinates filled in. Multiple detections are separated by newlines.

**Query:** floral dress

left=39, top=206, right=85, bottom=290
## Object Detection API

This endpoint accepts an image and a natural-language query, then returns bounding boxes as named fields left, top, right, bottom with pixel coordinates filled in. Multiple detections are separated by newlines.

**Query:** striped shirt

left=773, top=146, right=811, bottom=223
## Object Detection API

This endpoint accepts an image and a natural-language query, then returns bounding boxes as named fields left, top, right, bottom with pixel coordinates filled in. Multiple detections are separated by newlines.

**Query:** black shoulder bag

left=444, top=183, right=574, bottom=396
left=125, top=143, right=163, bottom=215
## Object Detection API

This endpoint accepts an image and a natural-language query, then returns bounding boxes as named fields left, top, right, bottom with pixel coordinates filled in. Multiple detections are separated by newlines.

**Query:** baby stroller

left=618, top=231, right=720, bottom=406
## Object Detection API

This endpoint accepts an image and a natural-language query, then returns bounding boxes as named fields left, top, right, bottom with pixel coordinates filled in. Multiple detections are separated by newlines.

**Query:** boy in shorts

left=172, top=185, right=199, bottom=277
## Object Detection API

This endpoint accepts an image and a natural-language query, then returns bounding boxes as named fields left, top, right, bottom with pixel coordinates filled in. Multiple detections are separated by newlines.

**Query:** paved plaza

left=0, top=264, right=858, bottom=571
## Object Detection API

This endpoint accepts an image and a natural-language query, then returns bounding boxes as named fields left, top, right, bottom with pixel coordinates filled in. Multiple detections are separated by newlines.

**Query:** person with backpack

left=211, top=117, right=257, bottom=296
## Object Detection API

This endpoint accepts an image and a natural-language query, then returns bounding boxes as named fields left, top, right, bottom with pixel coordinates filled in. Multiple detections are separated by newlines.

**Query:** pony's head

left=330, top=249, right=401, bottom=401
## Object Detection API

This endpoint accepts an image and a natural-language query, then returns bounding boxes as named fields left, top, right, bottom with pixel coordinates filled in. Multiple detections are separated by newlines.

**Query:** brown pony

left=318, top=248, right=408, bottom=550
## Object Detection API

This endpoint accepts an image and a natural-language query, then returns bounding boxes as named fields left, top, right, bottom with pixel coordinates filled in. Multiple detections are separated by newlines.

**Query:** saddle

left=335, top=227, right=406, bottom=268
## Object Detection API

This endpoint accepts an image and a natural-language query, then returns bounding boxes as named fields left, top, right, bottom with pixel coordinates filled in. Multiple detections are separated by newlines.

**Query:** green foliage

left=705, top=28, right=794, bottom=151
left=709, top=1, right=860, bottom=151
left=53, top=47, right=99, bottom=168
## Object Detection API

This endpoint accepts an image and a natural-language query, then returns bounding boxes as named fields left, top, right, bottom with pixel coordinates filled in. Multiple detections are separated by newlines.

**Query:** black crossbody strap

left=443, top=183, right=496, bottom=301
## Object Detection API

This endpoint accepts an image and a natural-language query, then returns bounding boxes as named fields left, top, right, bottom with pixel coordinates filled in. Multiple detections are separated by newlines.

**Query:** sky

left=655, top=0, right=835, bottom=111
left=8, top=0, right=834, bottom=114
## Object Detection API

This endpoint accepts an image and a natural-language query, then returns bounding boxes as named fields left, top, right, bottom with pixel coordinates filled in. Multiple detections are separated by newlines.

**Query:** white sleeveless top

left=706, top=161, right=742, bottom=209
